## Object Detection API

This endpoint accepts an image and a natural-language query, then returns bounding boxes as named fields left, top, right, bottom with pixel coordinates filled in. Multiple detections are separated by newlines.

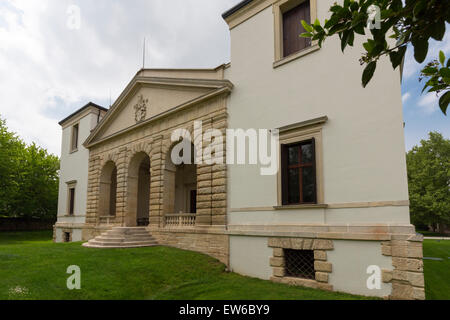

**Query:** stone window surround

left=276, top=116, right=326, bottom=208
left=273, top=0, right=319, bottom=68
left=66, top=180, right=77, bottom=216
left=70, top=122, right=80, bottom=154
left=268, top=237, right=334, bottom=291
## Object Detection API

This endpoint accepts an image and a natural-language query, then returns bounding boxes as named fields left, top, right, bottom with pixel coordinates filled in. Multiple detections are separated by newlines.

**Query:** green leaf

left=412, top=37, right=429, bottom=63
left=431, top=21, right=446, bottom=41
left=341, top=30, right=350, bottom=52
left=301, top=20, right=313, bottom=33
left=389, top=46, right=407, bottom=69
left=362, top=61, right=377, bottom=88
left=300, top=32, right=313, bottom=38
left=439, top=51, right=446, bottom=66
left=439, top=68, right=450, bottom=78
left=413, top=0, right=427, bottom=18
left=438, top=91, right=450, bottom=115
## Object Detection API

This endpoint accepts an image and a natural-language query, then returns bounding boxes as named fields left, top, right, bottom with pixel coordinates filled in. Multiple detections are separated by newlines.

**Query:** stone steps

left=82, top=227, right=158, bottom=249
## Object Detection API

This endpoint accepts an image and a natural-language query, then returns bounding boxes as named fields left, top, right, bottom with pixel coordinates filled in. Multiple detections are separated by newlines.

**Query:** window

left=281, top=139, right=316, bottom=205
left=284, top=249, right=315, bottom=279
left=68, top=187, right=75, bottom=215
left=64, top=232, right=71, bottom=243
left=282, top=0, right=311, bottom=58
left=71, top=124, right=79, bottom=152
left=273, top=0, right=318, bottom=67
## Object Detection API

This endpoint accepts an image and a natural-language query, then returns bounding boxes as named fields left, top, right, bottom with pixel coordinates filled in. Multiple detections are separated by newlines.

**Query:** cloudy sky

left=0, top=0, right=448, bottom=157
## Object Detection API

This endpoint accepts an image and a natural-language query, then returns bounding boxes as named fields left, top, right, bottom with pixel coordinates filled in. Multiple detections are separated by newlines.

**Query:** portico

left=79, top=67, right=232, bottom=264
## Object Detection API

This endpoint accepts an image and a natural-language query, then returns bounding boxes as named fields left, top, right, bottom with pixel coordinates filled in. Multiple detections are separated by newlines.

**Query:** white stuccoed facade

left=54, top=0, right=425, bottom=299
left=55, top=104, right=107, bottom=242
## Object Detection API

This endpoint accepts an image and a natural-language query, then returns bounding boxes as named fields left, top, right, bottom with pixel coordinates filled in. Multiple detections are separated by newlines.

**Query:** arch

left=98, top=161, right=117, bottom=218
left=163, top=142, right=197, bottom=215
left=126, top=151, right=151, bottom=226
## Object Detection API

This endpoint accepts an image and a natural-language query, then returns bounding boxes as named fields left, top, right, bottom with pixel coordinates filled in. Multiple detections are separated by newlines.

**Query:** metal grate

left=284, top=249, right=315, bottom=279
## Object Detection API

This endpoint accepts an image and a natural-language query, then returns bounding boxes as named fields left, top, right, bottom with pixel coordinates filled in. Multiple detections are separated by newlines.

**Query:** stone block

left=314, top=261, right=332, bottom=273
left=315, top=272, right=329, bottom=283
left=273, top=267, right=285, bottom=277
left=270, top=257, right=285, bottom=267
left=314, top=250, right=327, bottom=261
left=273, top=248, right=284, bottom=257
left=313, top=239, right=334, bottom=250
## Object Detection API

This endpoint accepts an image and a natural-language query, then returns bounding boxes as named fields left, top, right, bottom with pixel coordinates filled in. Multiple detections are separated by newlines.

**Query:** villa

left=54, top=0, right=425, bottom=300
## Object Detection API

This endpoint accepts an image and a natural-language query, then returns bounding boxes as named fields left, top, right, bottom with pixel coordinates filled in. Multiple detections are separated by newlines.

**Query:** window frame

left=70, top=123, right=79, bottom=153
left=66, top=181, right=77, bottom=216
left=273, top=0, right=319, bottom=68
left=276, top=117, right=326, bottom=208
left=281, top=139, right=317, bottom=205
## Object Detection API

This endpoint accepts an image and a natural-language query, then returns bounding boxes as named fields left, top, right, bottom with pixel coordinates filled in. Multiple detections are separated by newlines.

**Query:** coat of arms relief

left=134, top=94, right=148, bottom=123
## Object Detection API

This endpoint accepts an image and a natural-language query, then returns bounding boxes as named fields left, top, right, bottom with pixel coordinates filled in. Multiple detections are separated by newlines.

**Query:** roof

left=58, top=102, right=108, bottom=126
left=222, top=0, right=254, bottom=19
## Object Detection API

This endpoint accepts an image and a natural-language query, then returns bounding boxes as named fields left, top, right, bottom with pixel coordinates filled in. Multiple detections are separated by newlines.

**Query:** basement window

left=284, top=249, right=315, bottom=279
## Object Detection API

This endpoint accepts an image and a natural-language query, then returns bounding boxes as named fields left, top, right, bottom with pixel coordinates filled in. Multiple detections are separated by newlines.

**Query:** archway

left=127, top=152, right=151, bottom=226
left=164, top=143, right=197, bottom=218
left=98, top=161, right=117, bottom=219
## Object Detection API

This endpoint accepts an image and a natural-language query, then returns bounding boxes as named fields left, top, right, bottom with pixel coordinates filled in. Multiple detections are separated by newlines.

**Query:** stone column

left=150, top=135, right=164, bottom=227
left=115, top=147, right=128, bottom=226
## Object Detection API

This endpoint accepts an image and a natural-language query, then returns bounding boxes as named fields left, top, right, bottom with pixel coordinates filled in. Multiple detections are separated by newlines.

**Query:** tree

left=0, top=117, right=24, bottom=216
left=406, top=132, right=450, bottom=233
left=0, top=115, right=60, bottom=219
left=300, top=0, right=450, bottom=115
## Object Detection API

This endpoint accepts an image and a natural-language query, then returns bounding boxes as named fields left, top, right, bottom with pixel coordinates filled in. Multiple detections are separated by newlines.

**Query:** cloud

left=0, top=0, right=241, bottom=156
left=417, top=92, right=440, bottom=114
left=402, top=92, right=411, bottom=103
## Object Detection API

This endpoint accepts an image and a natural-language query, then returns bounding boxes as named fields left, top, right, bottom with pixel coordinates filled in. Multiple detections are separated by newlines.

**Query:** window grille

left=284, top=249, right=315, bottom=279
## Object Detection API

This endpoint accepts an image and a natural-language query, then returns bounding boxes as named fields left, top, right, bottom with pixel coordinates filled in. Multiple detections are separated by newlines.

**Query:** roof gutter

left=222, top=0, right=254, bottom=19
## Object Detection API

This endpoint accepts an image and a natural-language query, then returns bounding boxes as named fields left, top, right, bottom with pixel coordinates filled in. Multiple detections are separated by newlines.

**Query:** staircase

left=82, top=227, right=158, bottom=248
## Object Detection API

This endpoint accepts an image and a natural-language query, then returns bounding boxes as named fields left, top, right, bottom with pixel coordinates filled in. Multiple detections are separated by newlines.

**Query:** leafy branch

left=300, top=0, right=450, bottom=115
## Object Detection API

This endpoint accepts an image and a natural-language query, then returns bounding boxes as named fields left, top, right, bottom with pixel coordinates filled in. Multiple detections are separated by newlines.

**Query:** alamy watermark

left=67, top=5, right=81, bottom=30
left=170, top=121, right=279, bottom=176
left=66, top=265, right=81, bottom=290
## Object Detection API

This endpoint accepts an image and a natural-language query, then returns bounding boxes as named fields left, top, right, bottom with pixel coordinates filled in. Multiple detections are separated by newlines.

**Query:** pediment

left=85, top=75, right=232, bottom=147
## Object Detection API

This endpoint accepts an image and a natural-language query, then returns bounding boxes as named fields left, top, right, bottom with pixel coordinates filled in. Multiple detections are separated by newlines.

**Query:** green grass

left=0, top=231, right=368, bottom=300
left=1, top=232, right=448, bottom=300
left=418, top=230, right=449, bottom=237
left=423, top=239, right=450, bottom=300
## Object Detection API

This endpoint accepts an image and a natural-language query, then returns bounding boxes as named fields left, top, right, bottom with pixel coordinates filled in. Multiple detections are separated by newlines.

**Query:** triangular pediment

left=84, top=75, right=233, bottom=147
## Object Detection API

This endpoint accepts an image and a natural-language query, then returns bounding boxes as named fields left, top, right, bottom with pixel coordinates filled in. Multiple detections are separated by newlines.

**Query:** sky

left=0, top=0, right=448, bottom=157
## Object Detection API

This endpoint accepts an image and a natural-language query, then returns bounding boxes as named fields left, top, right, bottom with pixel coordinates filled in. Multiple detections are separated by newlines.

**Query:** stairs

left=82, top=227, right=158, bottom=248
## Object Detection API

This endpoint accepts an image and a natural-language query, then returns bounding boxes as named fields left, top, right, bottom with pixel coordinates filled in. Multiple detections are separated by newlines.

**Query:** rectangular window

left=282, top=0, right=311, bottom=58
left=71, top=124, right=79, bottom=152
left=281, top=139, right=316, bottom=205
left=68, top=187, right=75, bottom=215
left=284, top=249, right=315, bottom=279
left=64, top=232, right=71, bottom=243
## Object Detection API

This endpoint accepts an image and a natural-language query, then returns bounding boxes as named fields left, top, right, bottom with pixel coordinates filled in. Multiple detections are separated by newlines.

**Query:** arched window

left=98, top=161, right=117, bottom=218
left=127, top=152, right=151, bottom=226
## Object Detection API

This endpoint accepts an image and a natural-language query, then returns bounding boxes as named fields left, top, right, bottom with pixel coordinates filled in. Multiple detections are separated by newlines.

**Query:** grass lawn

left=423, top=239, right=450, bottom=300
left=0, top=231, right=369, bottom=300
left=0, top=232, right=448, bottom=300
left=418, top=230, right=450, bottom=237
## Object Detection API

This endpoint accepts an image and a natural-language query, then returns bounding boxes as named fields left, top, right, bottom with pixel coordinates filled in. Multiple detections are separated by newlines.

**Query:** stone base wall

left=381, top=233, right=425, bottom=300
left=149, top=227, right=229, bottom=265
